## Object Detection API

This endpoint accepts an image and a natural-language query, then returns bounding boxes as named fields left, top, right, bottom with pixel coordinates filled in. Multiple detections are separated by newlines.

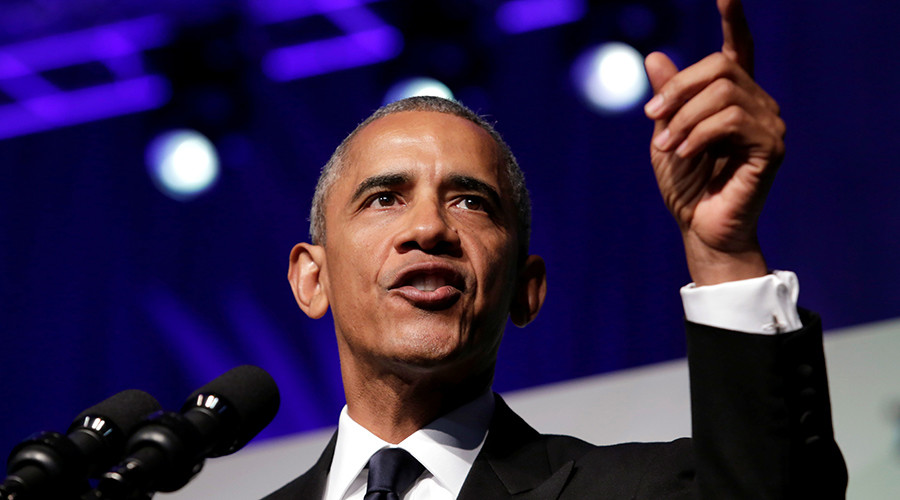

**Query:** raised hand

left=644, top=0, right=784, bottom=285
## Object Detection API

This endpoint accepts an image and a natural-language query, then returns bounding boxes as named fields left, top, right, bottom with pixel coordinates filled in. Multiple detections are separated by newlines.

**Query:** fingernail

left=645, top=94, right=664, bottom=115
left=675, top=140, right=690, bottom=157
left=653, top=128, right=670, bottom=149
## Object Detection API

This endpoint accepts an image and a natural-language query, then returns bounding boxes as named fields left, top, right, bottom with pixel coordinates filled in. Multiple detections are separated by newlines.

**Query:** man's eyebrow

left=350, top=172, right=411, bottom=204
left=447, top=174, right=503, bottom=208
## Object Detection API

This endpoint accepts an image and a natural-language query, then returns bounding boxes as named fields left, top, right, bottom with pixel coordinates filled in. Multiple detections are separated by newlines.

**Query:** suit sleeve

left=686, top=308, right=847, bottom=499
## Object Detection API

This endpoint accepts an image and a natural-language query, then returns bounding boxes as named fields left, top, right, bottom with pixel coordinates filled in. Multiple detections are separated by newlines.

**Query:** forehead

left=341, top=110, right=504, bottom=186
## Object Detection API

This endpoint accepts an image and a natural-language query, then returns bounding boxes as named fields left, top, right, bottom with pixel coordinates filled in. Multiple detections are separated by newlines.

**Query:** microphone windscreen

left=184, top=365, right=280, bottom=454
left=71, top=389, right=162, bottom=434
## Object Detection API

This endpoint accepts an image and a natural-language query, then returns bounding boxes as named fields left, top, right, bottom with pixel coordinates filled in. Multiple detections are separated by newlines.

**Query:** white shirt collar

left=324, top=390, right=495, bottom=500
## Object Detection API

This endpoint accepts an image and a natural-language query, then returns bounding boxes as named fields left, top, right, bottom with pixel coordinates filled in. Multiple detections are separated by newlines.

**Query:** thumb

left=644, top=51, right=678, bottom=94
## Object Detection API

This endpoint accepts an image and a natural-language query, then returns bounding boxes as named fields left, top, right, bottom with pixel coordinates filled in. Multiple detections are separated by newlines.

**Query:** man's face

left=316, top=110, right=523, bottom=380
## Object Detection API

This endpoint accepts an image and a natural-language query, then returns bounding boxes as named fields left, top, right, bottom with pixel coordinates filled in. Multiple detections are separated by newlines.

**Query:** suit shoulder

left=538, top=434, right=694, bottom=475
left=556, top=437, right=695, bottom=498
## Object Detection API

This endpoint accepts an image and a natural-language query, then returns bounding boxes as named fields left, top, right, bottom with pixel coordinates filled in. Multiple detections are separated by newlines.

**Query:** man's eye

left=456, top=196, right=486, bottom=212
left=368, top=193, right=398, bottom=208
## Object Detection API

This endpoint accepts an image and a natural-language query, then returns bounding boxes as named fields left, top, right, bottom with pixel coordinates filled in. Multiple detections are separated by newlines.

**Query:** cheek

left=471, top=238, right=519, bottom=303
left=329, top=226, right=390, bottom=283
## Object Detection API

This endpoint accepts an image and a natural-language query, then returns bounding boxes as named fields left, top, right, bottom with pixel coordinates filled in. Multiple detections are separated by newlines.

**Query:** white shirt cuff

left=680, top=270, right=803, bottom=335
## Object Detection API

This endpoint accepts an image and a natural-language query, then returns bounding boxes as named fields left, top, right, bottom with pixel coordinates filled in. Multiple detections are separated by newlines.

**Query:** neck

left=341, top=361, right=493, bottom=444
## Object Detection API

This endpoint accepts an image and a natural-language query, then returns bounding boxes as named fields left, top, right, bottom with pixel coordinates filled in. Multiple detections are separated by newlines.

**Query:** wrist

left=682, top=231, right=768, bottom=286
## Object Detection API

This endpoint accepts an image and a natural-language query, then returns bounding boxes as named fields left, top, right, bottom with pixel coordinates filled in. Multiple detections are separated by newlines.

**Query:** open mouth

left=388, top=264, right=466, bottom=309
left=405, top=273, right=463, bottom=292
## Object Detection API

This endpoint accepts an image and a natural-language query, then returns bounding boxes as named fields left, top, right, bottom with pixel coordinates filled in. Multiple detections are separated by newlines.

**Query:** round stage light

left=383, top=77, right=454, bottom=104
left=146, top=129, right=220, bottom=201
left=572, top=42, right=649, bottom=113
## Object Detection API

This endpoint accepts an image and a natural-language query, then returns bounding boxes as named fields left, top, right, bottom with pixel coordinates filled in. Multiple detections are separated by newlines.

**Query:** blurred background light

left=496, top=0, right=586, bottom=34
left=262, top=26, right=403, bottom=81
left=146, top=129, right=220, bottom=201
left=571, top=42, right=649, bottom=113
left=383, top=77, right=454, bottom=104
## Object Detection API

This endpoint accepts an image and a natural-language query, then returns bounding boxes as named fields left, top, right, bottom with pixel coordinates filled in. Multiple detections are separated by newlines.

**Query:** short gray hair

left=309, top=96, right=532, bottom=256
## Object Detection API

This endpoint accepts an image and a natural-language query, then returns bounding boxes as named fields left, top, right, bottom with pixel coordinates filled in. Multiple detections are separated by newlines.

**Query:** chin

left=394, top=330, right=463, bottom=363
left=388, top=324, right=498, bottom=377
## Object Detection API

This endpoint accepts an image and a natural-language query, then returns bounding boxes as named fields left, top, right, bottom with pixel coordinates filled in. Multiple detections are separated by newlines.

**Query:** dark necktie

left=364, top=448, right=425, bottom=500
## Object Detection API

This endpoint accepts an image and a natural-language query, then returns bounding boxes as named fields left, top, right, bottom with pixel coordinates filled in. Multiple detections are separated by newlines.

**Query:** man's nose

left=395, top=198, right=461, bottom=255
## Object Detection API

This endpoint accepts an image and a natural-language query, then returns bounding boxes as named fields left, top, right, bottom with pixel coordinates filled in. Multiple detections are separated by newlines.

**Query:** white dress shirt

left=324, top=270, right=803, bottom=499
left=323, top=390, right=494, bottom=500
left=681, top=270, right=802, bottom=334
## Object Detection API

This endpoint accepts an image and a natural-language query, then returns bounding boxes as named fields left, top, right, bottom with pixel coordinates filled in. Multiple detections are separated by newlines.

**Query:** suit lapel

left=457, top=395, right=574, bottom=500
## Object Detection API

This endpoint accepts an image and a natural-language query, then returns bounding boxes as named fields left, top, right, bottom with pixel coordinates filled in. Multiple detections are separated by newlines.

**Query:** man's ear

left=510, top=254, right=547, bottom=327
left=287, top=242, right=329, bottom=319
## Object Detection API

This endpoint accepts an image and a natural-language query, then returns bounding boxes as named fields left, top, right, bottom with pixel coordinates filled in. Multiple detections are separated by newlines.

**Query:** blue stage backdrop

left=1, top=0, right=898, bottom=459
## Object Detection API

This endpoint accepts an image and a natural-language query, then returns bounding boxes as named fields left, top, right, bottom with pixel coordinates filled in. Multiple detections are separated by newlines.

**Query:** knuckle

left=725, top=105, right=746, bottom=128
left=712, top=78, right=736, bottom=100
left=773, top=116, right=786, bottom=138
left=661, top=78, right=683, bottom=102
left=755, top=91, right=780, bottom=116
left=709, top=52, right=728, bottom=68
left=708, top=52, right=741, bottom=81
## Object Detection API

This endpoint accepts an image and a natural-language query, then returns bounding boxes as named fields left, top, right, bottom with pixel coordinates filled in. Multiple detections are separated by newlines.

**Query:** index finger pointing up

left=718, top=0, right=754, bottom=76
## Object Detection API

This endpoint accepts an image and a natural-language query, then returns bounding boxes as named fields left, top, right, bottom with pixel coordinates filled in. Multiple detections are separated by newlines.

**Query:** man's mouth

left=388, top=264, right=466, bottom=309
left=408, top=274, right=453, bottom=292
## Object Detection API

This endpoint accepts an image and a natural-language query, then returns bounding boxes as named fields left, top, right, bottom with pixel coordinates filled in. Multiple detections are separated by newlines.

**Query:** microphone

left=92, top=365, right=280, bottom=497
left=1, top=389, right=162, bottom=500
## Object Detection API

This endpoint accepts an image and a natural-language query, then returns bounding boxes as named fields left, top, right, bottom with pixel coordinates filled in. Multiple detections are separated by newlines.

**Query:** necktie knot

left=364, top=448, right=425, bottom=500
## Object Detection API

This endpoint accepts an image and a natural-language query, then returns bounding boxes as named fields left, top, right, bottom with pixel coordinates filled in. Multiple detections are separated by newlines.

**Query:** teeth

left=411, top=275, right=444, bottom=292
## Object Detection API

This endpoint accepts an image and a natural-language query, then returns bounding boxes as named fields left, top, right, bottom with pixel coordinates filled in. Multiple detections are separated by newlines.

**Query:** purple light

left=263, top=26, right=403, bottom=81
left=322, top=0, right=384, bottom=32
left=253, top=0, right=402, bottom=82
left=0, top=53, right=29, bottom=80
left=496, top=0, right=587, bottom=34
left=0, top=76, right=170, bottom=140
left=249, top=0, right=382, bottom=24
left=0, top=16, right=169, bottom=79
left=0, top=72, right=57, bottom=101
left=104, top=53, right=147, bottom=80
left=0, top=16, right=172, bottom=140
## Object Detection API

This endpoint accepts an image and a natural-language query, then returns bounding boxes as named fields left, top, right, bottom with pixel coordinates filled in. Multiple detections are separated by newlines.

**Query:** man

left=265, top=0, right=847, bottom=498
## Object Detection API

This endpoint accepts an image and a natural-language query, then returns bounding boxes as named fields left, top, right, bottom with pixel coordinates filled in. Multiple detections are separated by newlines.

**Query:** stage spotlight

left=383, top=77, right=454, bottom=104
left=572, top=42, right=648, bottom=113
left=146, top=129, right=220, bottom=201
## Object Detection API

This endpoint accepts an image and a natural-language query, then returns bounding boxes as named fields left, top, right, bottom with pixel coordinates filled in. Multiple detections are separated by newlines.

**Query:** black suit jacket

left=264, top=310, right=847, bottom=499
